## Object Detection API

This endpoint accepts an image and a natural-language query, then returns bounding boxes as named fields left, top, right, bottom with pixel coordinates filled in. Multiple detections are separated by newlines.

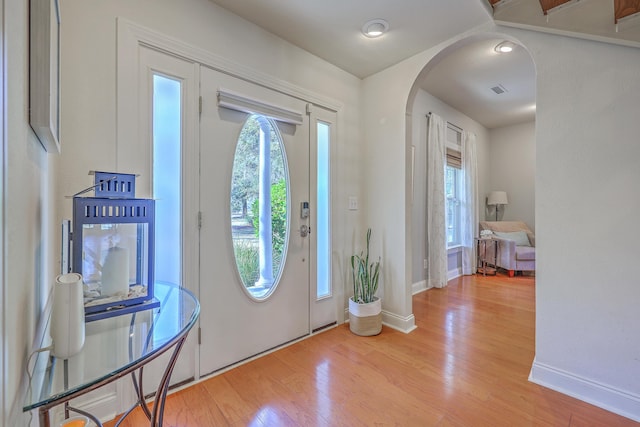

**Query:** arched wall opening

left=404, top=32, right=536, bottom=292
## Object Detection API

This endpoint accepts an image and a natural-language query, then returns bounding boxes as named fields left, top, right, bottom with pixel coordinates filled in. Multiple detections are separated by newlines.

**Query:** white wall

left=3, top=0, right=57, bottom=424
left=362, top=61, right=420, bottom=331
left=525, top=31, right=640, bottom=420
left=488, top=121, right=535, bottom=230
left=364, top=23, right=640, bottom=421
left=410, top=89, right=490, bottom=284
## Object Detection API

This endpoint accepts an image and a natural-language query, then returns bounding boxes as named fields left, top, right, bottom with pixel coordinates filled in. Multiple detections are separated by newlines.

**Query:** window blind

left=217, top=88, right=304, bottom=125
left=446, top=147, right=462, bottom=169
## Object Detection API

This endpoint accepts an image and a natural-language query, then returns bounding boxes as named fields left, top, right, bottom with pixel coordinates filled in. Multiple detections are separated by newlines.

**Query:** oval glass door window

left=230, top=115, right=289, bottom=300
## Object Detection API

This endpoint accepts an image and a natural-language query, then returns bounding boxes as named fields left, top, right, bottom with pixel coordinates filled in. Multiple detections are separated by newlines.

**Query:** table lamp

left=487, top=191, right=508, bottom=221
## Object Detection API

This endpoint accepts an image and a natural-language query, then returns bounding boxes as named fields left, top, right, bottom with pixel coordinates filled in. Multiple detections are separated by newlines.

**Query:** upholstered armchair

left=479, top=221, right=535, bottom=277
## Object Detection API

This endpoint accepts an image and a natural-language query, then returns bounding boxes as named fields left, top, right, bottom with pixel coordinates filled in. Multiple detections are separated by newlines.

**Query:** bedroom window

left=445, top=128, right=462, bottom=248
left=445, top=164, right=461, bottom=247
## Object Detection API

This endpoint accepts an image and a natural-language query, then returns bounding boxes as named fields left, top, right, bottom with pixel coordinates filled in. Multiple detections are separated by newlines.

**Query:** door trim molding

left=116, top=18, right=342, bottom=113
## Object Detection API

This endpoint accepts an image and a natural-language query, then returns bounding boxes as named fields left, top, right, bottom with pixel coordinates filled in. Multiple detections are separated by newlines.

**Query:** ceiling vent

left=490, top=84, right=508, bottom=95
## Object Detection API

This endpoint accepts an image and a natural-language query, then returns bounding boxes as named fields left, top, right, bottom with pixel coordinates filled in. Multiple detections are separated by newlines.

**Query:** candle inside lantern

left=101, top=246, right=129, bottom=297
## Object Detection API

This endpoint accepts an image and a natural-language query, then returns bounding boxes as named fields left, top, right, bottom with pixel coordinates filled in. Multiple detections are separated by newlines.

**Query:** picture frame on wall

left=30, top=0, right=61, bottom=153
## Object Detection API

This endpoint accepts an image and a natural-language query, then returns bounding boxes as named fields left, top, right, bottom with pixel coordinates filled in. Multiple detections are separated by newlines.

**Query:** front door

left=199, top=66, right=310, bottom=375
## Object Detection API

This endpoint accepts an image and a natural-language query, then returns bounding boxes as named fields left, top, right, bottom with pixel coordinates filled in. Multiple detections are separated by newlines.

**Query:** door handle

left=300, top=224, right=310, bottom=237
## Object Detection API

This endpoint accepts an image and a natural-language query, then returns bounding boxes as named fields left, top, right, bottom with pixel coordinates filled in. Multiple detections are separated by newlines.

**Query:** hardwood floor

left=106, top=273, right=638, bottom=426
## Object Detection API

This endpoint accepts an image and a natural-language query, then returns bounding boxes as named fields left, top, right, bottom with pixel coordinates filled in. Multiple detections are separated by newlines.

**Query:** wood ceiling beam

left=614, top=0, right=640, bottom=23
left=538, top=0, right=573, bottom=14
left=491, top=0, right=640, bottom=27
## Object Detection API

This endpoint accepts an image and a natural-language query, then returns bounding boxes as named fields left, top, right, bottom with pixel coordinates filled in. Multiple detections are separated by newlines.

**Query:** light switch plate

left=348, top=196, right=358, bottom=211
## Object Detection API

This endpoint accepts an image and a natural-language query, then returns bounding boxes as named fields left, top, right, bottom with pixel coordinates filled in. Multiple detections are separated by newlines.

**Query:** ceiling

left=208, top=0, right=493, bottom=79
left=208, top=0, right=638, bottom=129
left=419, top=37, right=536, bottom=129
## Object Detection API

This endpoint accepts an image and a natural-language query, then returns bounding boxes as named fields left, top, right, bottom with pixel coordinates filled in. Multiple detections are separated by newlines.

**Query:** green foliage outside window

left=233, top=240, right=259, bottom=286
left=251, top=179, right=287, bottom=255
left=230, top=115, right=288, bottom=290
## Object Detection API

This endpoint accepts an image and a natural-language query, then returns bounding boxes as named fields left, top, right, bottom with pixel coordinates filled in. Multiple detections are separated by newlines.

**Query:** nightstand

left=475, top=238, right=497, bottom=276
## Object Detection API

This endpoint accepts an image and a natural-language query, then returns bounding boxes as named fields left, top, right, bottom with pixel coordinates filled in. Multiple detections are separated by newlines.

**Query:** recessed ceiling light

left=494, top=41, right=516, bottom=53
left=362, top=19, right=389, bottom=38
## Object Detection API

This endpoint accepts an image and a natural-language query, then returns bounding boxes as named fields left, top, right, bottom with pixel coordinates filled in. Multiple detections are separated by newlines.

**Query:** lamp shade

left=487, top=191, right=508, bottom=206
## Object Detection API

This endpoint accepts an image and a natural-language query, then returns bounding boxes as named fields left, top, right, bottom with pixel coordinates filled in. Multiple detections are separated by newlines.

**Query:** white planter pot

left=348, top=297, right=382, bottom=336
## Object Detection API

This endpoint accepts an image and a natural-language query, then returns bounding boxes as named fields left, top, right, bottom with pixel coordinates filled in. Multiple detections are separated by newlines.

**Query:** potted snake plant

left=349, top=228, right=382, bottom=336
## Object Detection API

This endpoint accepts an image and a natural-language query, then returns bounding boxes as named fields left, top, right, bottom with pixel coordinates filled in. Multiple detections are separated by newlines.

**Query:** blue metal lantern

left=72, top=172, right=158, bottom=321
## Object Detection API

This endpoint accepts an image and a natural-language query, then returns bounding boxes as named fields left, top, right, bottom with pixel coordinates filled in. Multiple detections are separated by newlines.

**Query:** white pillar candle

left=101, top=246, right=130, bottom=297
left=51, top=273, right=85, bottom=359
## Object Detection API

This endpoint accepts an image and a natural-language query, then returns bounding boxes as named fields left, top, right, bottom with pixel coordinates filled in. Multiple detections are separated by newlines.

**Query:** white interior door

left=199, top=65, right=310, bottom=375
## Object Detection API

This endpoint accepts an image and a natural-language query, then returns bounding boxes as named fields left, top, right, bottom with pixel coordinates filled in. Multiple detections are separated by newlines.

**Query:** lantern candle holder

left=71, top=171, right=159, bottom=321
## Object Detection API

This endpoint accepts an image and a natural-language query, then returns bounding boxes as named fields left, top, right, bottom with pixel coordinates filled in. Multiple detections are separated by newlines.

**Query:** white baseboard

left=412, top=280, right=428, bottom=295
left=529, top=358, right=640, bottom=422
left=343, top=308, right=417, bottom=334
left=412, top=272, right=463, bottom=295
left=381, top=310, right=417, bottom=333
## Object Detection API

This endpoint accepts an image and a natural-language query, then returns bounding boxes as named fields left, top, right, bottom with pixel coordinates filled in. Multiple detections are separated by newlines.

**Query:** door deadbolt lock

left=300, top=201, right=309, bottom=219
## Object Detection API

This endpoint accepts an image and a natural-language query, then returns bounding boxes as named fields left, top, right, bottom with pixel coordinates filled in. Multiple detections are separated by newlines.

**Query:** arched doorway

left=406, top=34, right=536, bottom=290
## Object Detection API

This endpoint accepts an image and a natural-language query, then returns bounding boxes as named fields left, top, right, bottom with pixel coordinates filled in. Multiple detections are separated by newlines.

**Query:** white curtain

left=461, top=130, right=478, bottom=275
left=426, top=114, right=448, bottom=288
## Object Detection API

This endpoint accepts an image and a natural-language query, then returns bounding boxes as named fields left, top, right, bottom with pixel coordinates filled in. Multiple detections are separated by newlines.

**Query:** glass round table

left=23, top=282, right=200, bottom=427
